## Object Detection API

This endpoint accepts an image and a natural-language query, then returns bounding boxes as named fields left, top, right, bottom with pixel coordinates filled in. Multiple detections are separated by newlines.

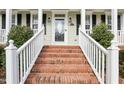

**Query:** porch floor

left=25, top=45, right=99, bottom=84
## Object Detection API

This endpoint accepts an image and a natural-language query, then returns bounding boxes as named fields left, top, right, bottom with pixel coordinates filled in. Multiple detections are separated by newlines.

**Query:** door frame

left=52, top=10, right=68, bottom=45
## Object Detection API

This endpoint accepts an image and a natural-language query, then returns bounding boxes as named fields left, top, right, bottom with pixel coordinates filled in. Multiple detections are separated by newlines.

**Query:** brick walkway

left=25, top=45, right=99, bottom=84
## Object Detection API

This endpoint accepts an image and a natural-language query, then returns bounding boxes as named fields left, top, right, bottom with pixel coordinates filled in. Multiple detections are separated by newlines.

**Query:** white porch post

left=30, top=12, right=33, bottom=29
left=81, top=9, right=86, bottom=33
left=38, top=9, right=43, bottom=32
left=90, top=12, right=92, bottom=33
left=6, top=9, right=12, bottom=42
left=0, top=14, right=1, bottom=29
left=5, top=40, right=19, bottom=84
left=112, top=9, right=118, bottom=42
left=105, top=12, right=109, bottom=25
left=106, top=9, right=119, bottom=84
left=122, top=13, right=124, bottom=32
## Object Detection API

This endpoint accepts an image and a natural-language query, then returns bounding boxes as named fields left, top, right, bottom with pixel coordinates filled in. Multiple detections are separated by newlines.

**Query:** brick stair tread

left=43, top=45, right=80, bottom=49
left=39, top=53, right=85, bottom=58
left=31, top=64, right=92, bottom=73
left=41, top=49, right=82, bottom=53
left=36, top=57, right=87, bottom=64
left=25, top=73, right=99, bottom=84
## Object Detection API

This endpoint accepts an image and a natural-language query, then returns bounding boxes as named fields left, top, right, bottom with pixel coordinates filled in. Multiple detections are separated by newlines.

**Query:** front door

left=54, top=18, right=67, bottom=45
left=52, top=13, right=68, bottom=45
left=55, top=19, right=65, bottom=42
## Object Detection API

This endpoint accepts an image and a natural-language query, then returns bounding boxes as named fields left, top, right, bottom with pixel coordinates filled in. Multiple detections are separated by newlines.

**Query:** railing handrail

left=17, top=26, right=44, bottom=53
left=80, top=29, right=108, bottom=54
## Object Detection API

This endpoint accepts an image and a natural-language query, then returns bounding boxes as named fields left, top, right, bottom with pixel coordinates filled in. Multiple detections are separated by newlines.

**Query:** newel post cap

left=5, top=40, right=17, bottom=50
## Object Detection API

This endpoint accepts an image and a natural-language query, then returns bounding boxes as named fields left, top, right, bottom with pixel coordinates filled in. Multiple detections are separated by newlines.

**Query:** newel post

left=5, top=40, right=19, bottom=84
left=106, top=40, right=119, bottom=84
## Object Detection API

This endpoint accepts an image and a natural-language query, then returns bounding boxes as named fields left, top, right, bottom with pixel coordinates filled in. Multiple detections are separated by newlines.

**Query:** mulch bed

left=0, top=68, right=6, bottom=84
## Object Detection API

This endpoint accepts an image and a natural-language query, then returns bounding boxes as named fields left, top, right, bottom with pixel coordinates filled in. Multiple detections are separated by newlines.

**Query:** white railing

left=118, top=30, right=124, bottom=45
left=79, top=28, right=119, bottom=84
left=0, top=29, right=6, bottom=44
left=5, top=26, right=44, bottom=84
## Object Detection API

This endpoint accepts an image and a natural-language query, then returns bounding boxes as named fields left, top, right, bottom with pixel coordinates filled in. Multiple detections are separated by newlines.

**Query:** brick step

left=36, top=57, right=87, bottom=64
left=41, top=49, right=82, bottom=53
left=25, top=45, right=99, bottom=84
left=31, top=64, right=92, bottom=73
left=25, top=73, right=99, bottom=84
left=39, top=53, right=85, bottom=58
left=43, top=45, right=80, bottom=49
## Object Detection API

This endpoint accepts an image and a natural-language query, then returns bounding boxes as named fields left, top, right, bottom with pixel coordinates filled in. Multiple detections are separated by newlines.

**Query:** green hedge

left=91, top=23, right=114, bottom=48
left=0, top=26, right=33, bottom=69
left=119, top=51, right=124, bottom=78
left=7, top=25, right=33, bottom=48
left=0, top=45, right=5, bottom=68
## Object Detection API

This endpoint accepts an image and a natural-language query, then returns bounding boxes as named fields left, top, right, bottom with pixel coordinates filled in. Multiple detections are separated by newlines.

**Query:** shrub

left=7, top=25, right=33, bottom=48
left=0, top=44, right=5, bottom=68
left=119, top=51, right=124, bottom=78
left=90, top=23, right=114, bottom=48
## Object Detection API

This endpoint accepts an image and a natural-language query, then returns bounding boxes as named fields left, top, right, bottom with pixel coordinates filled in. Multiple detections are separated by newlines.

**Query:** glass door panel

left=55, top=19, right=65, bottom=42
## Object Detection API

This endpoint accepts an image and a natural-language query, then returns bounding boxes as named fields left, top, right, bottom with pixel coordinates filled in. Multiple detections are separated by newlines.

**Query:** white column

left=105, top=12, right=109, bottom=25
left=5, top=40, right=19, bottom=84
left=6, top=9, right=12, bottom=41
left=0, top=14, right=2, bottom=29
left=38, top=9, right=43, bottom=32
left=81, top=9, right=86, bottom=33
left=111, top=9, right=118, bottom=42
left=30, top=12, right=33, bottom=29
left=122, top=13, right=124, bottom=31
left=89, top=12, right=92, bottom=33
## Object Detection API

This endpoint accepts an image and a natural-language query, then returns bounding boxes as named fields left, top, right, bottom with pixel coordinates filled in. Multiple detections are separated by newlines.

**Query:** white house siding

left=22, top=13, right=26, bottom=26
left=68, top=11, right=79, bottom=45
left=43, top=11, right=52, bottom=45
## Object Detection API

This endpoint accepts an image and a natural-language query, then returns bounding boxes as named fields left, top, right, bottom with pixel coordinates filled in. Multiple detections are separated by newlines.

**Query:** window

left=101, top=15, right=105, bottom=23
left=85, top=15, right=90, bottom=29
left=118, top=15, right=121, bottom=30
left=32, top=14, right=38, bottom=29
left=43, top=14, right=47, bottom=35
left=92, top=15, right=96, bottom=27
left=26, top=14, right=31, bottom=27
left=12, top=15, right=15, bottom=26
left=107, top=15, right=111, bottom=30
left=2, top=14, right=6, bottom=29
left=76, top=14, right=81, bottom=35
left=17, top=14, right=22, bottom=25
